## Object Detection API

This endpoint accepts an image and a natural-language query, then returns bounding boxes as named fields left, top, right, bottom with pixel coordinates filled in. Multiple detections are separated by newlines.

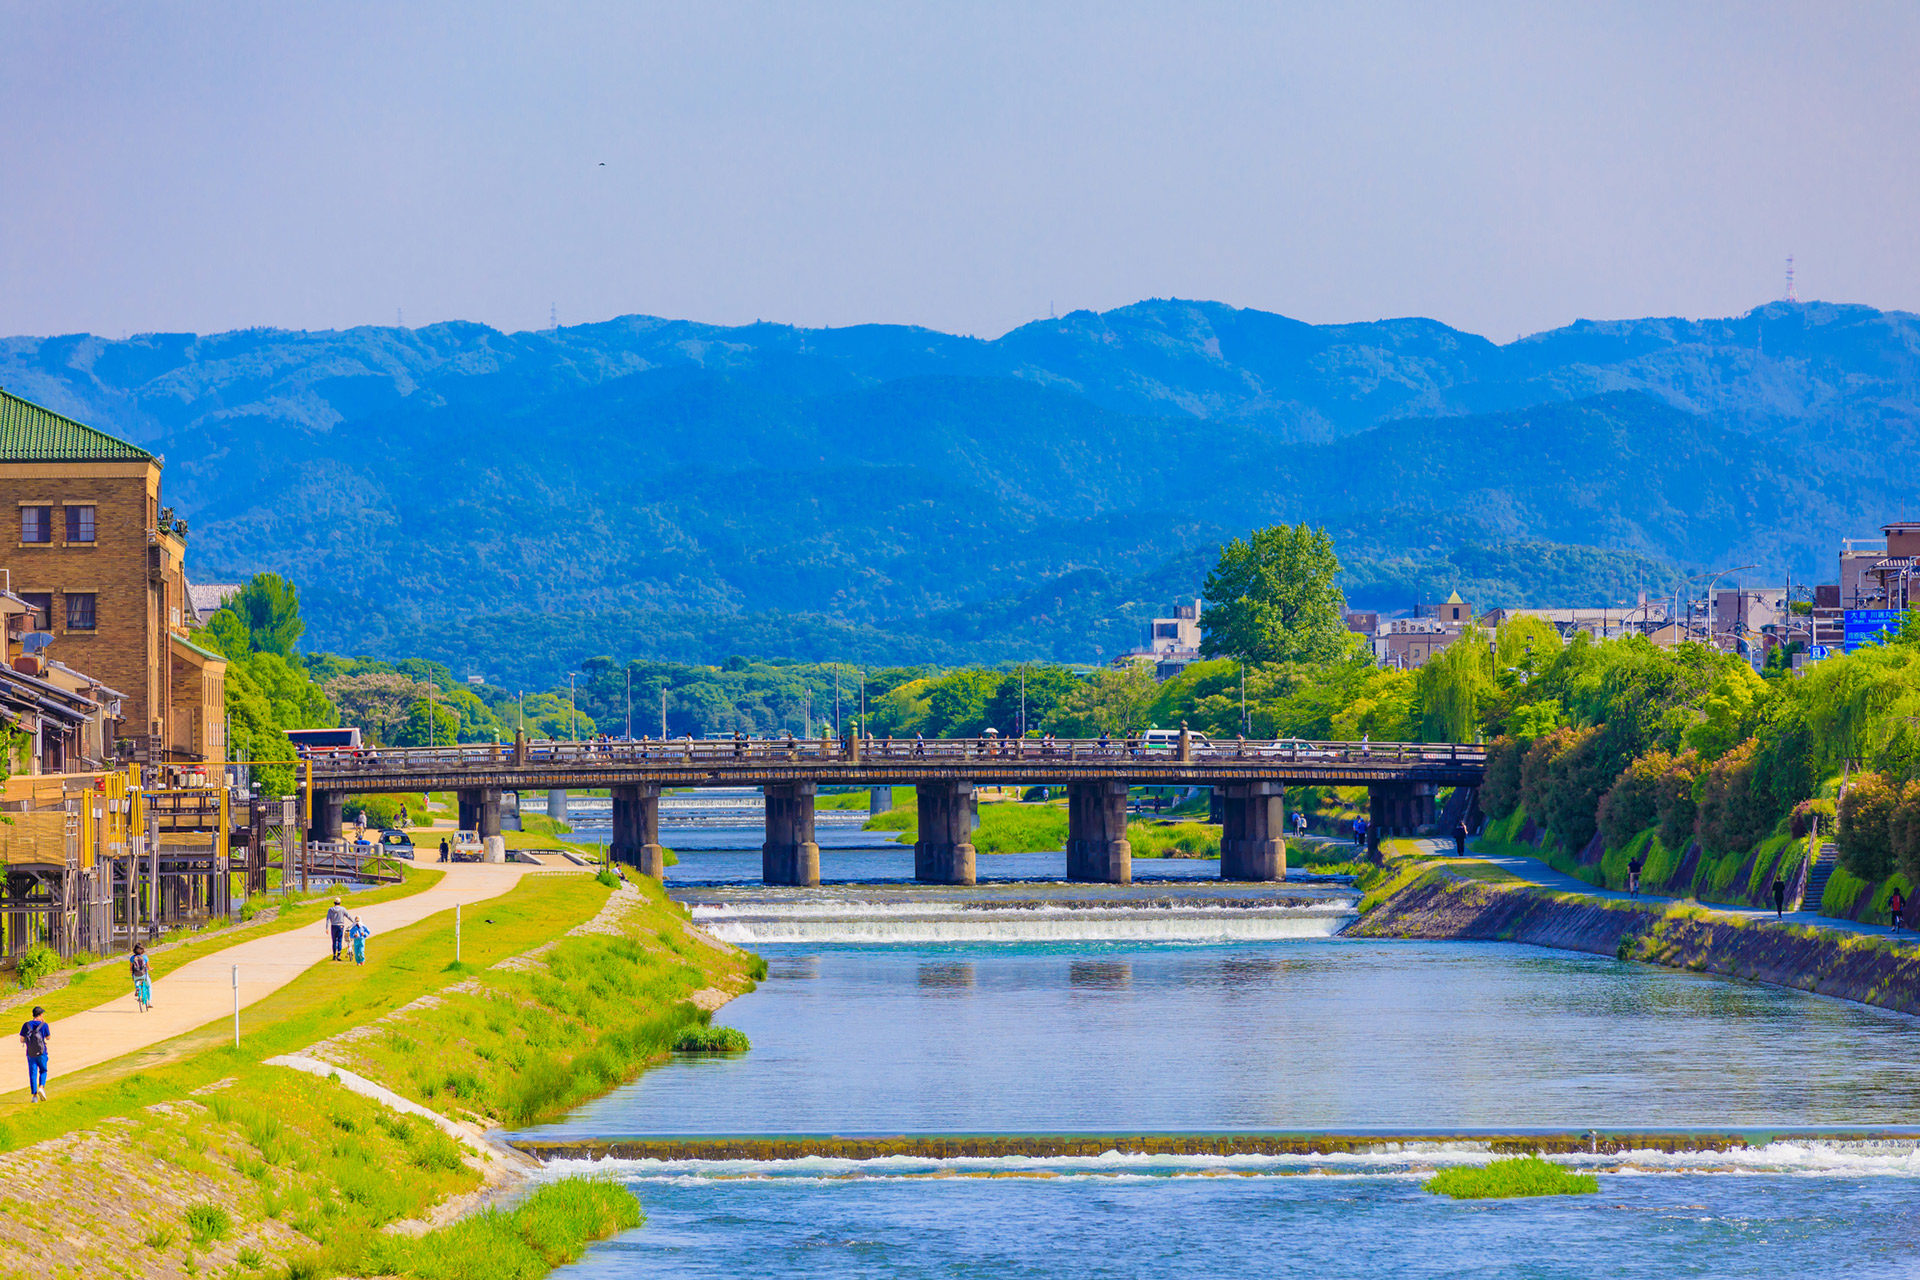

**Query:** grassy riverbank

left=0, top=872, right=759, bottom=1279
left=1351, top=858, right=1920, bottom=1017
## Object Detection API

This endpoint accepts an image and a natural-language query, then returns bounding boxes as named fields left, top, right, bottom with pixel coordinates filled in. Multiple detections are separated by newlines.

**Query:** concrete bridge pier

left=1066, top=780, right=1131, bottom=884
left=610, top=783, right=666, bottom=878
left=458, top=788, right=505, bottom=861
left=547, top=789, right=569, bottom=823
left=313, top=792, right=344, bottom=843
left=1219, top=781, right=1287, bottom=881
left=915, top=782, right=976, bottom=885
left=763, top=782, right=821, bottom=886
left=869, top=786, right=894, bottom=815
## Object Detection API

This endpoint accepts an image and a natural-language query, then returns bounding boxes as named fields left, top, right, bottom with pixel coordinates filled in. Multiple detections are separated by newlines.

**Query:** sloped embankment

left=1349, top=870, right=1920, bottom=1017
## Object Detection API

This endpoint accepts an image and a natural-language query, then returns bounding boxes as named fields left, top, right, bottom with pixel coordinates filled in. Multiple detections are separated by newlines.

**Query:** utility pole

left=859, top=668, right=867, bottom=737
left=567, top=673, right=577, bottom=741
left=1019, top=665, right=1027, bottom=739
left=428, top=684, right=437, bottom=748
left=660, top=687, right=667, bottom=739
left=1240, top=663, right=1249, bottom=736
left=834, top=667, right=841, bottom=738
left=625, top=668, right=632, bottom=740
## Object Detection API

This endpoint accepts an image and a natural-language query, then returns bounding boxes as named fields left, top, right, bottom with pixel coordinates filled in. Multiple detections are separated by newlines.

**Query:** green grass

left=1128, top=820, right=1218, bottom=858
left=817, top=790, right=873, bottom=810
left=673, top=1025, right=750, bottom=1052
left=354, top=1177, right=641, bottom=1279
left=1424, top=1155, right=1599, bottom=1200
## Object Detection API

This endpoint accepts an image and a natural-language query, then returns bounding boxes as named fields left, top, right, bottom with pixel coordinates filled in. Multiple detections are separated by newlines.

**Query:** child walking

left=348, top=917, right=372, bottom=965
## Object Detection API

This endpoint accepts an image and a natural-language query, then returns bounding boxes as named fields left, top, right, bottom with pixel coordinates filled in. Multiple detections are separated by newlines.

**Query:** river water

left=531, top=831, right=1920, bottom=1277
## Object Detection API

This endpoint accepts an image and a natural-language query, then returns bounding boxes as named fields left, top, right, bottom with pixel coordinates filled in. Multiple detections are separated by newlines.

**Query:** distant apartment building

left=1119, top=599, right=1204, bottom=679
left=0, top=389, right=226, bottom=762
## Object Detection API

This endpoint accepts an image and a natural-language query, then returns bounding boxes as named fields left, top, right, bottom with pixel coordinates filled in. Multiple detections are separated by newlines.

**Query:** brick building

left=0, top=389, right=224, bottom=761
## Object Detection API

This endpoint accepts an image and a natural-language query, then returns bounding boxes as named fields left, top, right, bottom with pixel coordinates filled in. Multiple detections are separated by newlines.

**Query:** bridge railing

left=305, top=736, right=1486, bottom=778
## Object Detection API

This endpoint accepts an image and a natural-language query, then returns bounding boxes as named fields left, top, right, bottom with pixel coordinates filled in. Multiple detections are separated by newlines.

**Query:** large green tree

left=1199, top=524, right=1352, bottom=665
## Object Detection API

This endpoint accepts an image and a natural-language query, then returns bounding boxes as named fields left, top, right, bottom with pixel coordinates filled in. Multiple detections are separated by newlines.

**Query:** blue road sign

left=1843, top=609, right=1903, bottom=653
left=1810, top=645, right=1831, bottom=660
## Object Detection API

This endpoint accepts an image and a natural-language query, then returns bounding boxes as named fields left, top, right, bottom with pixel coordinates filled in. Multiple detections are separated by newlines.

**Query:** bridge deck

left=306, top=738, right=1486, bottom=793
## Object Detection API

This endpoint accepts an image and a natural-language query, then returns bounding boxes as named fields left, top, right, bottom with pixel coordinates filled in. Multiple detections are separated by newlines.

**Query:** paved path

left=28, top=860, right=550, bottom=1086
left=1416, top=837, right=1917, bottom=946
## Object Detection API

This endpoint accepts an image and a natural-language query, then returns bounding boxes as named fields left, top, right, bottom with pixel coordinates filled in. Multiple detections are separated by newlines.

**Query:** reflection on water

left=1068, top=960, right=1131, bottom=990
left=917, top=962, right=975, bottom=992
left=527, top=938, right=1920, bottom=1140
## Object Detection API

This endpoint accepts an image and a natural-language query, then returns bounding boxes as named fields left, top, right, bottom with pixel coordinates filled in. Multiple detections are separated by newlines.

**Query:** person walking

left=326, top=897, right=350, bottom=961
left=1452, top=818, right=1469, bottom=856
left=19, top=1006, right=50, bottom=1102
left=1627, top=855, right=1643, bottom=899
left=348, top=916, right=372, bottom=965
left=130, top=943, right=152, bottom=1012
left=1891, top=886, right=1907, bottom=936
left=1351, top=814, right=1368, bottom=848
left=1771, top=874, right=1788, bottom=919
left=438, top=837, right=449, bottom=864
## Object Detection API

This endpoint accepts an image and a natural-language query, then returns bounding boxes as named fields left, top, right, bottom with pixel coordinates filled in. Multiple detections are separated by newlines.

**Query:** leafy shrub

left=1695, top=739, right=1775, bottom=855
left=673, top=1025, right=750, bottom=1053
left=1654, top=750, right=1704, bottom=854
left=1839, top=773, right=1898, bottom=880
left=1597, top=750, right=1670, bottom=850
left=183, top=1202, right=231, bottom=1245
left=1478, top=736, right=1527, bottom=819
left=595, top=867, right=621, bottom=889
left=1790, top=797, right=1836, bottom=839
left=1424, top=1155, right=1599, bottom=1200
left=1890, top=781, right=1920, bottom=887
left=1538, top=727, right=1609, bottom=853
left=14, top=944, right=58, bottom=989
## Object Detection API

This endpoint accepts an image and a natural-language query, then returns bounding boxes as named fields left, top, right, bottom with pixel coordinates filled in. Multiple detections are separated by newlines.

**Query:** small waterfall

left=689, top=896, right=1357, bottom=945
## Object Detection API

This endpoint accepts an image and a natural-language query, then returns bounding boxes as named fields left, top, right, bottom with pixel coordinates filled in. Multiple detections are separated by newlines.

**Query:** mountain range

left=3, top=298, right=1917, bottom=684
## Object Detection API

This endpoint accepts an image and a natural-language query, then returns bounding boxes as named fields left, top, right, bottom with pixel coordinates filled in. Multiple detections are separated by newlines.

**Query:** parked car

left=1259, top=737, right=1336, bottom=759
left=1137, top=728, right=1211, bottom=755
left=378, top=829, right=415, bottom=860
left=450, top=829, right=484, bottom=862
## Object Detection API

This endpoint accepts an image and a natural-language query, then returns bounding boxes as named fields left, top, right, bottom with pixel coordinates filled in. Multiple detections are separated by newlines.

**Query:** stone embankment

left=1349, top=869, right=1920, bottom=1017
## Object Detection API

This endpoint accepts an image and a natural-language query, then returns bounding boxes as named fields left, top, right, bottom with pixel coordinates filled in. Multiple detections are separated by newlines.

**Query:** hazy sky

left=4, top=2, right=1917, bottom=342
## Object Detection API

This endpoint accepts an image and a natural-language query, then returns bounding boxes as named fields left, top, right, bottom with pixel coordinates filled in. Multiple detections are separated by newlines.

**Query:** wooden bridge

left=305, top=734, right=1484, bottom=887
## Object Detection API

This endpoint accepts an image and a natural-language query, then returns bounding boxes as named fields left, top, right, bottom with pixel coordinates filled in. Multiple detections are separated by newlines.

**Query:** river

left=525, top=837, right=1920, bottom=1277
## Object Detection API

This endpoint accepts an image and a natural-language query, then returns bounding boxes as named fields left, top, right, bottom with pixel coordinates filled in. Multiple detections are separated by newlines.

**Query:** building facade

left=0, top=389, right=224, bottom=761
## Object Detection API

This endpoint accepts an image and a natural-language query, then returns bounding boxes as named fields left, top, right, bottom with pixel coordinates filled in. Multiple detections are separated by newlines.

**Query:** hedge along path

left=0, top=859, right=555, bottom=1098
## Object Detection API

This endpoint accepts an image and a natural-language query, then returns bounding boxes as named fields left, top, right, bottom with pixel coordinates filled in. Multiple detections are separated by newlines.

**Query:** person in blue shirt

left=348, top=917, right=372, bottom=965
left=19, top=1006, right=50, bottom=1102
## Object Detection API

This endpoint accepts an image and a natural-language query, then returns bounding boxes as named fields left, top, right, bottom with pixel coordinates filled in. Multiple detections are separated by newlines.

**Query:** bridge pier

left=547, top=789, right=569, bottom=823
left=1066, top=780, right=1131, bottom=884
left=1219, top=781, right=1287, bottom=881
left=313, top=792, right=344, bottom=843
left=458, top=789, right=504, bottom=861
left=914, top=782, right=976, bottom=885
left=610, top=783, right=666, bottom=878
left=763, top=782, right=820, bottom=886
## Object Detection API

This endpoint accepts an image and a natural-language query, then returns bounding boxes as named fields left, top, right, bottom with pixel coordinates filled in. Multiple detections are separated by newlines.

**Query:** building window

left=19, top=593, right=51, bottom=631
left=65, top=593, right=96, bottom=631
left=20, top=506, right=51, bottom=543
left=65, top=505, right=95, bottom=543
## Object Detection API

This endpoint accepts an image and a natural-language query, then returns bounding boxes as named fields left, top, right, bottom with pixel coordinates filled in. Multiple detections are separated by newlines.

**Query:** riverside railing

left=304, top=736, right=1488, bottom=777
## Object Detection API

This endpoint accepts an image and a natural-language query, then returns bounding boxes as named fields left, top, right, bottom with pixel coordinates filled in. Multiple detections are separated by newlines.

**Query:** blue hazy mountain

left=2, top=299, right=1915, bottom=681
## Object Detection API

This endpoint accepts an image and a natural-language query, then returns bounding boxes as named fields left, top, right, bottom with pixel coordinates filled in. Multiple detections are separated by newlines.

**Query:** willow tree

left=1415, top=628, right=1495, bottom=743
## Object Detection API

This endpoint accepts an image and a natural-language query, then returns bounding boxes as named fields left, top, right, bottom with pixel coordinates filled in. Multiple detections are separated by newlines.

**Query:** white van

left=1138, top=729, right=1208, bottom=755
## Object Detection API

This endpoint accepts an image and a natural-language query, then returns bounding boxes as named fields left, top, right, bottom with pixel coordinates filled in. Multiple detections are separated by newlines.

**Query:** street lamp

left=567, top=672, right=578, bottom=742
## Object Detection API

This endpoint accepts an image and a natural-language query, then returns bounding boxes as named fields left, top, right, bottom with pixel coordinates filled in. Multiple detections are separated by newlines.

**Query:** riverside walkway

left=307, top=736, right=1486, bottom=887
left=10, top=859, right=547, bottom=1091
left=1414, top=837, right=1914, bottom=945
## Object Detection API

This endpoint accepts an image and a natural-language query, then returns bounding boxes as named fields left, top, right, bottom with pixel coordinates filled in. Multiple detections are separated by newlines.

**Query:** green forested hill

left=3, top=299, right=1916, bottom=683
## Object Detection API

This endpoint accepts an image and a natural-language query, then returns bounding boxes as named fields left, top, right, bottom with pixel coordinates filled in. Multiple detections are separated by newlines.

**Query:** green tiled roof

left=0, top=388, right=154, bottom=463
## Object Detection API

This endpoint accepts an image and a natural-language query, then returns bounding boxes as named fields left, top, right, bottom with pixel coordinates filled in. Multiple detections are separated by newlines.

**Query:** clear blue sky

left=4, top=1, right=1916, bottom=341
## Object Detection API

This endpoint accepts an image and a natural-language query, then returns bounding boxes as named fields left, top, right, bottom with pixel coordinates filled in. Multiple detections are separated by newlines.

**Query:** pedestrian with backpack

left=130, top=943, right=152, bottom=1012
left=19, top=1007, right=50, bottom=1102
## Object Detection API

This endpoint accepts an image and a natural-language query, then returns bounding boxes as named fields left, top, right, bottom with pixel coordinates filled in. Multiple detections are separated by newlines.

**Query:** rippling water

left=537, top=893, right=1920, bottom=1276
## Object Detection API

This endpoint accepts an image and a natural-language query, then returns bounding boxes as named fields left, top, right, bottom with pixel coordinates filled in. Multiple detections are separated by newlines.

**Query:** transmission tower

left=1785, top=255, right=1797, bottom=303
